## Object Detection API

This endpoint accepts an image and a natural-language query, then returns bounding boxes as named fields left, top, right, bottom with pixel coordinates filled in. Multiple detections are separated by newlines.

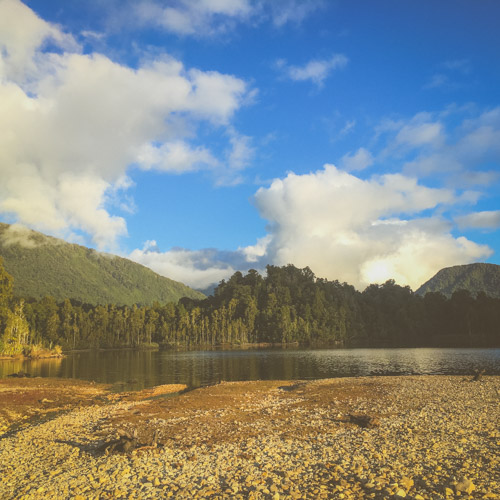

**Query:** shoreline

left=0, top=375, right=498, bottom=498
left=2, top=344, right=498, bottom=362
left=0, top=353, right=64, bottom=361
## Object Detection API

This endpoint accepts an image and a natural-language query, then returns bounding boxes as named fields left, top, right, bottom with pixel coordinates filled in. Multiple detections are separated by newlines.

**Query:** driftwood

left=98, top=429, right=138, bottom=455
left=471, top=369, right=485, bottom=382
left=98, top=429, right=160, bottom=455
left=7, top=371, right=31, bottom=378
left=348, top=414, right=380, bottom=428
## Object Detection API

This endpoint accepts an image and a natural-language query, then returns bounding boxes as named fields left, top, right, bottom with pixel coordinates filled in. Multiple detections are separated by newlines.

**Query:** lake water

left=1, top=347, right=499, bottom=391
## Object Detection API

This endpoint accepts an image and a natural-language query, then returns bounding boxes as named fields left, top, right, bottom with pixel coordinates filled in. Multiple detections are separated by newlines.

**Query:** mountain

left=0, top=223, right=205, bottom=306
left=416, top=263, right=500, bottom=298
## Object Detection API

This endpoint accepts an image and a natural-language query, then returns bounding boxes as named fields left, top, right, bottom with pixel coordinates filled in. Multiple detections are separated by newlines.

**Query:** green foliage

left=13, top=264, right=499, bottom=351
left=0, top=259, right=33, bottom=355
left=0, top=223, right=205, bottom=306
left=2, top=238, right=499, bottom=352
left=416, top=263, right=500, bottom=298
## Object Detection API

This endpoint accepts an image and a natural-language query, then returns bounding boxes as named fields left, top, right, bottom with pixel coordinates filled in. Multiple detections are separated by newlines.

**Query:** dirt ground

left=0, top=376, right=388, bottom=448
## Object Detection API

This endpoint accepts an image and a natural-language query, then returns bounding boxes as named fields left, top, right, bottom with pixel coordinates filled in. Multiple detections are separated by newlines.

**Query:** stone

left=455, top=477, right=475, bottom=494
left=400, top=477, right=414, bottom=491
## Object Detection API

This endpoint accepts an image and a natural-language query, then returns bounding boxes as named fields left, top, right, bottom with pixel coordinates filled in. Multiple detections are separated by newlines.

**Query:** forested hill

left=0, top=223, right=204, bottom=306
left=2, top=261, right=499, bottom=351
left=416, top=263, right=500, bottom=299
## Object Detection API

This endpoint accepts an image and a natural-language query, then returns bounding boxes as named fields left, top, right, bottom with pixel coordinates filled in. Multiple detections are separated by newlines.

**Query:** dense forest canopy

left=1, top=260, right=498, bottom=354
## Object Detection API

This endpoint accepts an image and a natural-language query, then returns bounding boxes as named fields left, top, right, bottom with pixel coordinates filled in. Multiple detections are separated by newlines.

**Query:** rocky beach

left=0, top=375, right=498, bottom=499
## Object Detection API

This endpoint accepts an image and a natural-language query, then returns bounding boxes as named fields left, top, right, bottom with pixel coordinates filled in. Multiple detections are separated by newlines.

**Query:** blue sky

left=0, top=0, right=499, bottom=290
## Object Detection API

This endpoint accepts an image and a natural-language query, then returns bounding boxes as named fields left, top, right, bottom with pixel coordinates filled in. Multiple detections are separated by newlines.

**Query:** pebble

left=0, top=375, right=498, bottom=499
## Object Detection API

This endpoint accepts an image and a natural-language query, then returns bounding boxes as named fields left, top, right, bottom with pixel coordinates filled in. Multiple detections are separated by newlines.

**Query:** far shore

left=2, top=341, right=498, bottom=362
left=0, top=352, right=64, bottom=361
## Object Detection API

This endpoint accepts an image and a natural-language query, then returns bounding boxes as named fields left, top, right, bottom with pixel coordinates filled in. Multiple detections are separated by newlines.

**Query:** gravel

left=0, top=375, right=498, bottom=499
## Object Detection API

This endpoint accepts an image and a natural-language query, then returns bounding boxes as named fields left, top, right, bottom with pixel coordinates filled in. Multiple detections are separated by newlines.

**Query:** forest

left=1, top=258, right=499, bottom=355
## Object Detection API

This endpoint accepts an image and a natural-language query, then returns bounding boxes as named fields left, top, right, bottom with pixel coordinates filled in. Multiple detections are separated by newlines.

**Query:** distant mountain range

left=416, top=263, right=500, bottom=298
left=0, top=223, right=205, bottom=306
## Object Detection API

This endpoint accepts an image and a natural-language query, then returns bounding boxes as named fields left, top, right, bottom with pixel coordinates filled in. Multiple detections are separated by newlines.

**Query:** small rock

left=400, top=476, right=414, bottom=491
left=455, top=477, right=475, bottom=494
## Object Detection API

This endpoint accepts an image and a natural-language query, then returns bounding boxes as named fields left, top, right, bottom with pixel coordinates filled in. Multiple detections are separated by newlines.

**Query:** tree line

left=1, top=260, right=499, bottom=354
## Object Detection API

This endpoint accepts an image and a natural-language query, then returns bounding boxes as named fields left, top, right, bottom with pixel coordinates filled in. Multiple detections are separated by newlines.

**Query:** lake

left=1, top=347, right=499, bottom=391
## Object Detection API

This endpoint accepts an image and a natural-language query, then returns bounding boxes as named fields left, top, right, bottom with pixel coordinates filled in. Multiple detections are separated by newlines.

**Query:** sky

left=1, top=0, right=500, bottom=291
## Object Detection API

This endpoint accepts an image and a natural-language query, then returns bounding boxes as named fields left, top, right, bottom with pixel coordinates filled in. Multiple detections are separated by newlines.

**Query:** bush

left=22, top=343, right=63, bottom=358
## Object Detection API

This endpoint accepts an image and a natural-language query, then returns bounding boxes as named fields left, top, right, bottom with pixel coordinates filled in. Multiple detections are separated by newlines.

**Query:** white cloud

left=137, top=141, right=219, bottom=173
left=340, top=147, right=373, bottom=171
left=0, top=223, right=51, bottom=248
left=0, top=0, right=79, bottom=82
left=130, top=0, right=322, bottom=36
left=268, top=0, right=324, bottom=27
left=134, top=0, right=252, bottom=36
left=401, top=107, right=500, bottom=186
left=239, top=234, right=271, bottom=263
left=280, top=54, right=348, bottom=87
left=226, top=131, right=254, bottom=171
left=251, top=165, right=490, bottom=289
left=394, top=121, right=443, bottom=149
left=130, top=243, right=240, bottom=290
left=0, top=0, right=252, bottom=249
left=456, top=211, right=500, bottom=230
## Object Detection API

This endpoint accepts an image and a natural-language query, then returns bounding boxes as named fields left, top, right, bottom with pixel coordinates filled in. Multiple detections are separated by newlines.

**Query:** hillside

left=0, top=223, right=205, bottom=306
left=416, top=263, right=500, bottom=298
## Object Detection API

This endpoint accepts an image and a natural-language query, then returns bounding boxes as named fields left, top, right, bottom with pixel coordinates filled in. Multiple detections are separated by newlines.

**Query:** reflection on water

left=1, top=347, right=499, bottom=391
left=0, top=357, right=63, bottom=379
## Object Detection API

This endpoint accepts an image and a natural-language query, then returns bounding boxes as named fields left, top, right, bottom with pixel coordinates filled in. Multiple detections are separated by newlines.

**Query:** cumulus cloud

left=456, top=211, right=500, bottom=230
left=131, top=104, right=500, bottom=291
left=0, top=0, right=79, bottom=82
left=0, top=0, right=251, bottom=249
left=251, top=165, right=491, bottom=289
left=130, top=241, right=258, bottom=290
left=278, top=54, right=348, bottom=87
left=133, top=163, right=492, bottom=291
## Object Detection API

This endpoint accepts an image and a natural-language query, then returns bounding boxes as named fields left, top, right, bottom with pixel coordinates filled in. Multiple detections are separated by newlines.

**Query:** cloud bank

left=131, top=163, right=492, bottom=291
left=0, top=0, right=251, bottom=249
left=252, top=165, right=491, bottom=289
left=130, top=105, right=500, bottom=292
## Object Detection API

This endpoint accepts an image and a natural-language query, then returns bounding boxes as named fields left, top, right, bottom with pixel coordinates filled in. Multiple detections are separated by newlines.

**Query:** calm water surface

left=1, top=347, right=499, bottom=391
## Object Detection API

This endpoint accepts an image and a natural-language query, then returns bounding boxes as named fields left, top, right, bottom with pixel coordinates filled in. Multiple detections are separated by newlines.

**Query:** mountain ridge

left=416, top=263, right=500, bottom=298
left=0, top=222, right=205, bottom=306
